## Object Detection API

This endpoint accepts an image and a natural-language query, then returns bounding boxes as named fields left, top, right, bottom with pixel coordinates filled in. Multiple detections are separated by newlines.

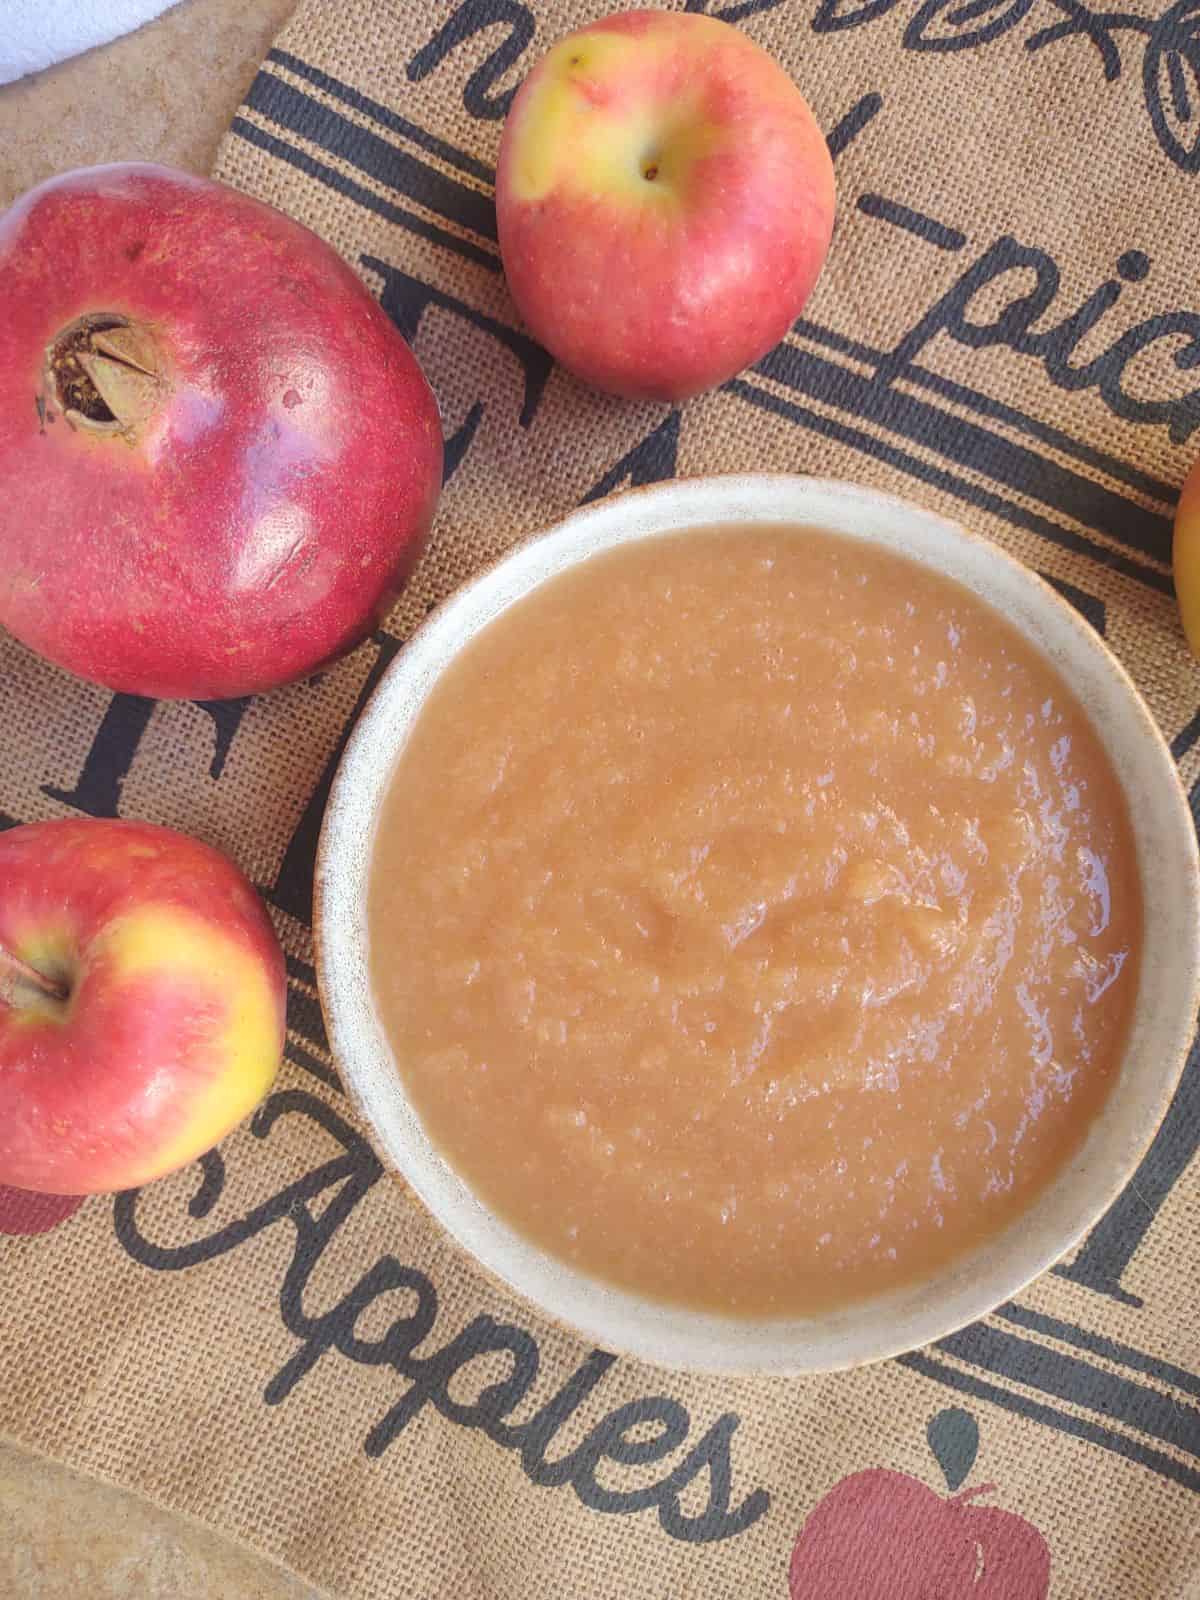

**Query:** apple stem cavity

left=0, top=940, right=69, bottom=1009
left=45, top=313, right=165, bottom=441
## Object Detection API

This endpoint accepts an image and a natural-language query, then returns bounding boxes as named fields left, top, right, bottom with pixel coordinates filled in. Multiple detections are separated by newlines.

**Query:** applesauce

left=368, top=527, right=1141, bottom=1316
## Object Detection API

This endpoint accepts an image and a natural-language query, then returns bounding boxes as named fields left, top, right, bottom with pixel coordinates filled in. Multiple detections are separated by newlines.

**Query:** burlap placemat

left=3, top=2, right=1200, bottom=1595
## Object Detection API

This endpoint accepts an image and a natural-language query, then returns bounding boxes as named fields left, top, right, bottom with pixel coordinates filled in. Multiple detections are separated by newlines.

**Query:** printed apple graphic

left=1173, top=454, right=1200, bottom=654
left=0, top=1185, right=84, bottom=1235
left=0, top=818, right=286, bottom=1195
left=0, top=163, right=443, bottom=700
left=789, top=1409, right=1051, bottom=1599
left=495, top=9, right=836, bottom=401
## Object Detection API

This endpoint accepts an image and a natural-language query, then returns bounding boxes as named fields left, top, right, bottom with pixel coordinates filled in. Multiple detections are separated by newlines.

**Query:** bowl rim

left=315, top=472, right=1200, bottom=1375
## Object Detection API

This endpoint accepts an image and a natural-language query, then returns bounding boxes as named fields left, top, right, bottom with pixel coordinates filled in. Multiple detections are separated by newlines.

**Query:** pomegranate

left=0, top=164, right=443, bottom=700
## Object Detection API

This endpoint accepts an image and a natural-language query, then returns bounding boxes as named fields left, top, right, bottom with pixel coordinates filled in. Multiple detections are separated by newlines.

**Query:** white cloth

left=0, top=0, right=181, bottom=87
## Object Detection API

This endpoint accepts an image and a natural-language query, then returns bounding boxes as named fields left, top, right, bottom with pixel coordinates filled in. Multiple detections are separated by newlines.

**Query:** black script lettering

left=583, top=411, right=681, bottom=503
left=875, top=236, right=1061, bottom=385
left=365, top=1312, right=540, bottom=1452
left=826, top=92, right=885, bottom=159
left=1023, top=254, right=1150, bottom=387
left=113, top=1086, right=770, bottom=1545
left=45, top=691, right=255, bottom=813
left=656, top=1413, right=772, bottom=1542
left=193, top=697, right=254, bottom=780
left=407, top=0, right=535, bottom=121
left=1098, top=312, right=1200, bottom=443
left=498, top=1351, right=618, bottom=1482
left=269, top=1257, right=438, bottom=1403
left=188, top=1149, right=227, bottom=1220
left=44, top=693, right=156, bottom=816
left=570, top=1397, right=691, bottom=1514
left=364, top=256, right=554, bottom=481
left=443, top=400, right=485, bottom=483
left=114, top=1090, right=381, bottom=1273
left=874, top=235, right=1200, bottom=443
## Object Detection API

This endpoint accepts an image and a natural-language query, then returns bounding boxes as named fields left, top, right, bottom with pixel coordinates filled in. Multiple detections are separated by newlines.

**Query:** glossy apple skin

left=0, top=819, right=286, bottom=1194
left=789, top=1469, right=1051, bottom=1599
left=1173, top=456, right=1200, bottom=655
left=0, top=164, right=443, bottom=700
left=496, top=9, right=836, bottom=402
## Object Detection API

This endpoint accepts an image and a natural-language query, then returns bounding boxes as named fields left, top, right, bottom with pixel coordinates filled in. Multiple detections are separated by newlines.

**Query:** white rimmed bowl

left=315, top=475, right=1200, bottom=1374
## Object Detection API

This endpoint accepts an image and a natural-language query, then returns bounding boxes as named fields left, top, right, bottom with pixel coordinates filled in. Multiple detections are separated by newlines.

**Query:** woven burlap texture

left=2, top=2, right=1200, bottom=1597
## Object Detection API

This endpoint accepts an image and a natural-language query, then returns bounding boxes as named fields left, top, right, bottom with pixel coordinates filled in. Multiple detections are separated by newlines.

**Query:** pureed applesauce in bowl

left=317, top=477, right=1199, bottom=1372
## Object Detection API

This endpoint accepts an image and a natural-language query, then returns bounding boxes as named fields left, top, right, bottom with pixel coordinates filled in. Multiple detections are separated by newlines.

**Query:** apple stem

left=0, top=941, right=68, bottom=1008
left=951, top=1483, right=997, bottom=1505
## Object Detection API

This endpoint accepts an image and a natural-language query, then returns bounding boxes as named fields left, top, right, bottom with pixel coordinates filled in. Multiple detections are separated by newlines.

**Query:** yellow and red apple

left=1174, top=455, right=1200, bottom=654
left=0, top=818, right=285, bottom=1194
left=495, top=9, right=836, bottom=402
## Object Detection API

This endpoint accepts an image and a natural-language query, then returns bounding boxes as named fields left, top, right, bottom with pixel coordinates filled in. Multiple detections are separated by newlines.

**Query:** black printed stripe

left=287, top=980, right=330, bottom=1057
left=858, top=194, right=967, bottom=252
left=792, top=319, right=1179, bottom=506
left=285, top=1038, right=340, bottom=1092
left=755, top=341, right=1173, bottom=567
left=285, top=953, right=318, bottom=987
left=998, top=1302, right=1200, bottom=1403
left=825, top=92, right=884, bottom=158
left=246, top=70, right=498, bottom=244
left=899, top=1351, right=1200, bottom=1494
left=284, top=956, right=336, bottom=1087
left=229, top=119, right=501, bottom=273
left=936, top=1321, right=1200, bottom=1457
left=726, top=378, right=1173, bottom=595
left=1171, top=705, right=1200, bottom=760
left=0, top=811, right=17, bottom=831
left=268, top=47, right=497, bottom=185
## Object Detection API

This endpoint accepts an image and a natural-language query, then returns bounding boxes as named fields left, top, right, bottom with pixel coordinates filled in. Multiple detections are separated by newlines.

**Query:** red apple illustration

left=789, top=1410, right=1051, bottom=1599
left=0, top=1185, right=84, bottom=1236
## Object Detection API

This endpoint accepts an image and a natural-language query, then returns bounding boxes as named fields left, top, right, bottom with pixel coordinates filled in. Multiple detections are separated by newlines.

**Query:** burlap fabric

left=3, top=2, right=1200, bottom=1595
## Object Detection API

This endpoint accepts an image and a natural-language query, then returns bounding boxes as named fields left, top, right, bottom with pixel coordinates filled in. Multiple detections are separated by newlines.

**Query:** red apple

left=0, top=818, right=286, bottom=1194
left=0, top=164, right=443, bottom=700
left=1173, top=454, right=1200, bottom=655
left=495, top=9, right=836, bottom=402
left=789, top=1468, right=1051, bottom=1599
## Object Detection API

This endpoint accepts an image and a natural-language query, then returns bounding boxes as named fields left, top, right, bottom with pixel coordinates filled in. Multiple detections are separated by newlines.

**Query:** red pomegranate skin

left=0, top=164, right=443, bottom=700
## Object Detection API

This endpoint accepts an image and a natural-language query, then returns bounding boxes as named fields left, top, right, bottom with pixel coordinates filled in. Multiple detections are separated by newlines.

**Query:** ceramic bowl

left=315, top=475, right=1200, bottom=1374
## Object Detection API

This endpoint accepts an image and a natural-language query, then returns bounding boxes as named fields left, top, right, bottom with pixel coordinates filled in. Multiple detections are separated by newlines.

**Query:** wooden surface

left=0, top=5, right=322, bottom=1595
left=0, top=0, right=296, bottom=207
left=0, top=1440, right=325, bottom=1600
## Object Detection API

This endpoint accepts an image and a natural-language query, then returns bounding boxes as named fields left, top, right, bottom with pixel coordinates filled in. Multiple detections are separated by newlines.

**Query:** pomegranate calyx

left=45, top=313, right=166, bottom=441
